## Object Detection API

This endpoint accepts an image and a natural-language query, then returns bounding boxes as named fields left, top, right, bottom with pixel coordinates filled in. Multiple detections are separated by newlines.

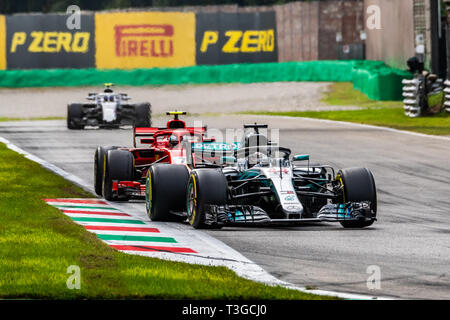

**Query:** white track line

left=0, top=137, right=93, bottom=192
left=0, top=135, right=394, bottom=300
left=252, top=114, right=450, bottom=141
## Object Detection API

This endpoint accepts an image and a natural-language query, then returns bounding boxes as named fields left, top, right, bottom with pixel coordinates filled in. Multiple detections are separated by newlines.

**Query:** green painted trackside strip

left=54, top=205, right=119, bottom=210
left=71, top=217, right=145, bottom=224
left=96, top=234, right=177, bottom=243
left=0, top=61, right=411, bottom=101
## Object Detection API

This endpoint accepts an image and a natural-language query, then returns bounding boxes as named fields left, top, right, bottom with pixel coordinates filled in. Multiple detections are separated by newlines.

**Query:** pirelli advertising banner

left=0, top=11, right=278, bottom=70
left=95, top=12, right=196, bottom=69
left=196, top=12, right=278, bottom=65
left=0, top=15, right=6, bottom=70
left=5, top=14, right=95, bottom=69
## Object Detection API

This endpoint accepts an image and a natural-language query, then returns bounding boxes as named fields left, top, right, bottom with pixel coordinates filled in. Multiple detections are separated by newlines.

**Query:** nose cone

left=282, top=205, right=304, bottom=219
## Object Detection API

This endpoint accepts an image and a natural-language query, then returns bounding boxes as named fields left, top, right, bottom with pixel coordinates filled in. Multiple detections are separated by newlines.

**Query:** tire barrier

left=402, top=76, right=445, bottom=117
left=428, top=78, right=445, bottom=116
left=445, top=79, right=450, bottom=113
left=402, top=78, right=421, bottom=117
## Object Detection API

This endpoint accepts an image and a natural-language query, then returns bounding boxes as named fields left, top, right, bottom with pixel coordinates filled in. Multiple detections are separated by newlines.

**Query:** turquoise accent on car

left=221, top=156, right=237, bottom=163
left=293, top=154, right=310, bottom=161
left=238, top=170, right=260, bottom=180
left=192, top=142, right=241, bottom=152
left=235, top=210, right=245, bottom=221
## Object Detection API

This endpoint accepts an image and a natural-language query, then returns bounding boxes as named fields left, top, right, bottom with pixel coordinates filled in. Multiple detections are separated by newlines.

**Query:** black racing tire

left=187, top=169, right=227, bottom=229
left=146, top=164, right=189, bottom=222
left=337, top=167, right=377, bottom=228
left=102, top=149, right=134, bottom=201
left=134, top=103, right=152, bottom=127
left=94, top=146, right=119, bottom=196
left=67, top=103, right=84, bottom=129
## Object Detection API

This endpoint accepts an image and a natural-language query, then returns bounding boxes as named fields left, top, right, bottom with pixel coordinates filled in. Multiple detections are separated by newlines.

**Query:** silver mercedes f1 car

left=145, top=123, right=377, bottom=229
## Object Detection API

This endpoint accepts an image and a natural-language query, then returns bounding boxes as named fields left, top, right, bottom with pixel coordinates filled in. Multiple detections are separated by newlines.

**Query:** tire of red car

left=102, top=149, right=134, bottom=201
left=94, top=146, right=119, bottom=196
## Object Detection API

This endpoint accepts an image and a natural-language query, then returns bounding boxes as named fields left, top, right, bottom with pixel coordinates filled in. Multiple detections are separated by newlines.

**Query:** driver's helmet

left=168, top=134, right=179, bottom=146
left=103, top=95, right=114, bottom=102
left=248, top=151, right=269, bottom=167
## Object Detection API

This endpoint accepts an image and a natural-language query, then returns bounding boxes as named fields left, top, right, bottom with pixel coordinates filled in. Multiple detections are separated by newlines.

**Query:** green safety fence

left=351, top=60, right=412, bottom=101
left=0, top=60, right=412, bottom=101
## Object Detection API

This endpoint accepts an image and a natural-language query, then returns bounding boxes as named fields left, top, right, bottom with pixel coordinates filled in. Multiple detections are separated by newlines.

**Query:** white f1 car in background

left=67, top=83, right=151, bottom=129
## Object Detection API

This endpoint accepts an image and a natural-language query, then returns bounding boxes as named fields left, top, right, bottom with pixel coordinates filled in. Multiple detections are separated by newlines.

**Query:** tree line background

left=0, top=0, right=332, bottom=14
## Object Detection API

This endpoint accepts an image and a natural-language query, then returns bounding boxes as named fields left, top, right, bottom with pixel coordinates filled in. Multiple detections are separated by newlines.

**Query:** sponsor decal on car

left=284, top=195, right=295, bottom=201
left=192, top=142, right=241, bottom=151
left=268, top=167, right=289, bottom=174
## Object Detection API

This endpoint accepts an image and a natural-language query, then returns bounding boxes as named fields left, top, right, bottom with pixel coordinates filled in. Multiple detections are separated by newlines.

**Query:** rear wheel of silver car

left=146, top=164, right=189, bottom=222
left=337, top=167, right=377, bottom=228
left=187, top=169, right=227, bottom=229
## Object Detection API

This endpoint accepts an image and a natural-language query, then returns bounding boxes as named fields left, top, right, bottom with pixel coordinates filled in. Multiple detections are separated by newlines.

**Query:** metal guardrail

left=402, top=78, right=421, bottom=117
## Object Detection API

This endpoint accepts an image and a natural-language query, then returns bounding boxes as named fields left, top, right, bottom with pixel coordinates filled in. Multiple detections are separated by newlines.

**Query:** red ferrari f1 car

left=94, top=111, right=211, bottom=201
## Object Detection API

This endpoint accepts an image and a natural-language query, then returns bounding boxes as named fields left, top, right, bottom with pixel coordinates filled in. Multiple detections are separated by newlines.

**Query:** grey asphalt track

left=0, top=82, right=360, bottom=118
left=1, top=115, right=449, bottom=299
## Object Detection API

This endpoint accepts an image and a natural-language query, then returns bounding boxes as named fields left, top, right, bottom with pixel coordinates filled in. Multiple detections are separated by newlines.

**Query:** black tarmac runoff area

left=1, top=115, right=449, bottom=299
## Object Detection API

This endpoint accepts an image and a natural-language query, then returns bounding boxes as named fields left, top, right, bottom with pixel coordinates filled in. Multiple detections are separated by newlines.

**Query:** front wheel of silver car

left=187, top=169, right=227, bottom=229
left=336, top=167, right=377, bottom=228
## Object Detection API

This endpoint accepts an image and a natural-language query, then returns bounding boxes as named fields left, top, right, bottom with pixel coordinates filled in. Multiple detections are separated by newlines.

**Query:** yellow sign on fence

left=95, top=12, right=196, bottom=69
left=0, top=16, right=6, bottom=70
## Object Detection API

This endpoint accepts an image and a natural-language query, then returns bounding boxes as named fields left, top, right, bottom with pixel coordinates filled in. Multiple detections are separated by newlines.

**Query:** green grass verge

left=321, top=82, right=402, bottom=109
left=0, top=142, right=331, bottom=299
left=242, top=83, right=450, bottom=136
